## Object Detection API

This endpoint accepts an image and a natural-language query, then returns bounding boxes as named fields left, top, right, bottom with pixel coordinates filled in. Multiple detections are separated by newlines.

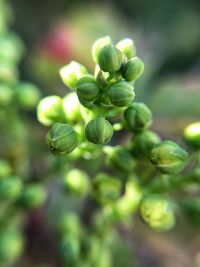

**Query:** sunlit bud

left=150, top=140, right=188, bottom=174
left=0, top=160, right=12, bottom=178
left=14, top=82, right=41, bottom=109
left=184, top=122, right=200, bottom=148
left=140, top=194, right=175, bottom=231
left=63, top=169, right=90, bottom=197
left=85, top=117, right=113, bottom=144
left=57, top=213, right=81, bottom=237
left=92, top=36, right=112, bottom=63
left=0, top=62, right=18, bottom=85
left=92, top=173, right=122, bottom=205
left=62, top=92, right=81, bottom=123
left=106, top=81, right=135, bottom=107
left=37, top=96, right=65, bottom=126
left=0, top=84, right=13, bottom=106
left=113, top=178, right=142, bottom=219
left=76, top=75, right=99, bottom=102
left=121, top=57, right=144, bottom=81
left=0, top=176, right=22, bottom=200
left=116, top=38, right=136, bottom=59
left=124, top=102, right=152, bottom=132
left=0, top=32, right=24, bottom=64
left=45, top=123, right=78, bottom=155
left=0, top=230, right=24, bottom=264
left=98, top=44, right=123, bottom=72
left=59, top=61, right=88, bottom=90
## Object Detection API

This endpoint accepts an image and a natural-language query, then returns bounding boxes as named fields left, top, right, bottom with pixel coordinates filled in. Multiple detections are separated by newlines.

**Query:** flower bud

left=106, top=81, right=135, bottom=107
left=131, top=130, right=161, bottom=158
left=85, top=117, right=113, bottom=144
left=113, top=178, right=141, bottom=219
left=184, top=122, right=200, bottom=148
left=0, top=32, right=24, bottom=64
left=57, top=213, right=81, bottom=237
left=0, top=230, right=24, bottom=264
left=92, top=36, right=111, bottom=63
left=98, top=44, right=123, bottom=72
left=124, top=102, right=152, bottom=132
left=140, top=194, right=175, bottom=231
left=59, top=61, right=88, bottom=90
left=121, top=57, right=144, bottom=81
left=0, top=160, right=12, bottom=178
left=76, top=75, right=99, bottom=102
left=37, top=96, right=65, bottom=126
left=45, top=123, right=78, bottom=155
left=62, top=93, right=81, bottom=123
left=0, top=84, right=13, bottom=106
left=96, top=71, right=109, bottom=90
left=92, top=173, right=122, bottom=205
left=105, top=146, right=135, bottom=174
left=59, top=235, right=80, bottom=265
left=150, top=140, right=188, bottom=174
left=116, top=38, right=136, bottom=59
left=0, top=62, right=18, bottom=85
left=0, top=176, right=22, bottom=200
left=14, top=82, right=41, bottom=109
left=63, top=169, right=90, bottom=197
left=19, top=183, right=46, bottom=208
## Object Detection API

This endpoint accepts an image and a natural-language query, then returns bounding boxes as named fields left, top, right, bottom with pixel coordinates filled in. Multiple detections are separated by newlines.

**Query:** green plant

left=37, top=36, right=200, bottom=267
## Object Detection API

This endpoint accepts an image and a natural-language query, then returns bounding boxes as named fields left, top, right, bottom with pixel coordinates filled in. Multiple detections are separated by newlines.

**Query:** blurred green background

left=1, top=0, right=200, bottom=266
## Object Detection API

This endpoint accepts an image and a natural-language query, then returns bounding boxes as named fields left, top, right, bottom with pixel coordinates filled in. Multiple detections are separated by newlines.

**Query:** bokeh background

left=2, top=0, right=200, bottom=266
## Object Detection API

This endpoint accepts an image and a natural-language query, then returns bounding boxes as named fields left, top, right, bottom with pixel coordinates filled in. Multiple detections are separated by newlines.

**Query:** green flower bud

left=76, top=75, right=99, bottom=102
left=46, top=123, right=78, bottom=155
left=0, top=160, right=12, bottom=178
left=116, top=38, right=136, bottom=59
left=19, top=183, right=46, bottom=208
left=150, top=140, right=188, bottom=174
left=0, top=62, right=18, bottom=85
left=37, top=96, right=65, bottom=126
left=92, top=36, right=112, bottom=63
left=121, top=57, right=144, bottom=81
left=92, top=173, right=122, bottom=205
left=0, top=32, right=24, bottom=64
left=113, top=178, right=141, bottom=219
left=85, top=117, right=113, bottom=144
left=0, top=176, right=22, bottom=200
left=14, top=82, right=41, bottom=109
left=96, top=70, right=109, bottom=90
left=106, top=81, right=135, bottom=107
left=131, top=130, right=161, bottom=158
left=106, top=146, right=135, bottom=174
left=63, top=169, right=90, bottom=197
left=57, top=213, right=81, bottom=237
left=62, top=93, right=81, bottom=123
left=59, top=235, right=80, bottom=264
left=140, top=194, right=175, bottom=231
left=0, top=230, right=24, bottom=264
left=59, top=61, right=88, bottom=90
left=0, top=83, right=13, bottom=106
left=184, top=122, right=200, bottom=148
left=98, top=44, right=123, bottom=72
left=124, top=102, right=152, bottom=132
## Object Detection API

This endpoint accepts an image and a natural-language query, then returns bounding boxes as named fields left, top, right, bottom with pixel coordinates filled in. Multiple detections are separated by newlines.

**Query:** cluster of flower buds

left=0, top=159, right=46, bottom=266
left=0, top=1, right=47, bottom=264
left=36, top=36, right=195, bottom=266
